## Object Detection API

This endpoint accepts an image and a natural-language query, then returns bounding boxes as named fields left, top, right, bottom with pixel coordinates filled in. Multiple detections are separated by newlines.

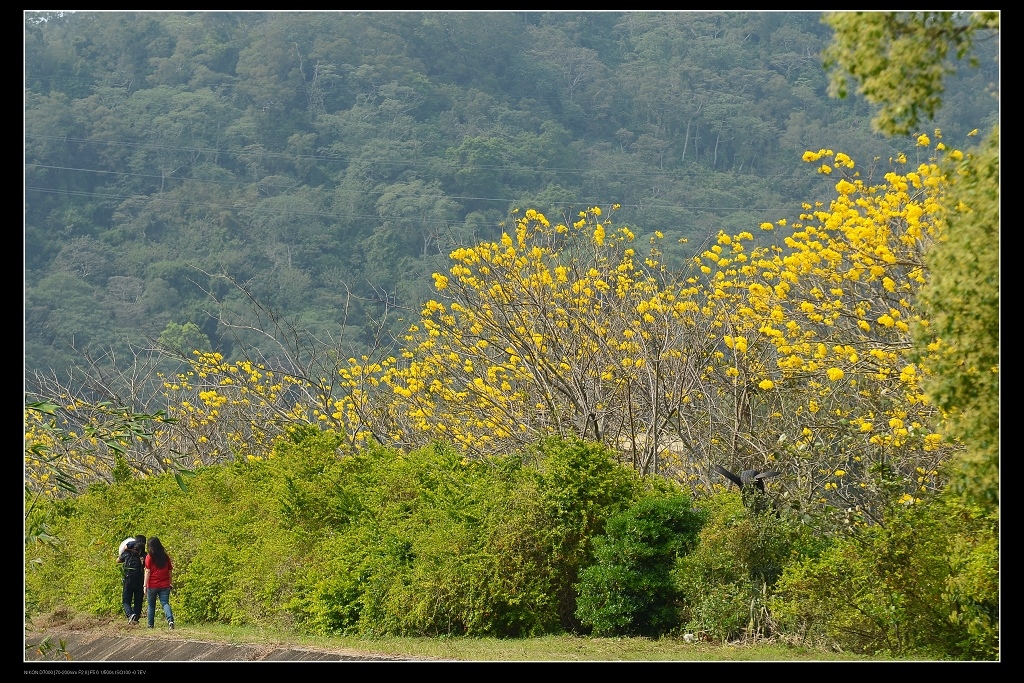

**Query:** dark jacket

left=119, top=548, right=144, bottom=585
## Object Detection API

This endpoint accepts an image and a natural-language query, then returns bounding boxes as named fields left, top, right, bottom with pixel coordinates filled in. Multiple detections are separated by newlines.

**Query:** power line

left=24, top=133, right=809, bottom=182
left=25, top=146, right=824, bottom=223
left=25, top=184, right=794, bottom=227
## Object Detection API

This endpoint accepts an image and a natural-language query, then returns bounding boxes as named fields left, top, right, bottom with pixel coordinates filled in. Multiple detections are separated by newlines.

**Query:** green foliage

left=25, top=484, right=133, bottom=618
left=289, top=436, right=642, bottom=637
left=267, top=427, right=357, bottom=536
left=575, top=493, right=705, bottom=636
left=163, top=462, right=301, bottom=628
left=157, top=321, right=211, bottom=357
left=24, top=460, right=302, bottom=628
left=26, top=430, right=641, bottom=636
left=531, top=438, right=645, bottom=628
left=23, top=426, right=997, bottom=658
left=674, top=493, right=801, bottom=642
left=111, top=455, right=132, bottom=484
left=770, top=494, right=998, bottom=659
left=823, top=11, right=998, bottom=136
left=287, top=522, right=376, bottom=635
left=914, top=128, right=999, bottom=513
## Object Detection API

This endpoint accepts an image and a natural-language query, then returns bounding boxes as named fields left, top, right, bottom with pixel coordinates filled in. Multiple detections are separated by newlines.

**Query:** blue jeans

left=146, top=588, right=174, bottom=627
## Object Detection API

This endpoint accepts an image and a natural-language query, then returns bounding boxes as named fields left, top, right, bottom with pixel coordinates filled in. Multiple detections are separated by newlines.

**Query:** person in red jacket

left=143, top=536, right=175, bottom=629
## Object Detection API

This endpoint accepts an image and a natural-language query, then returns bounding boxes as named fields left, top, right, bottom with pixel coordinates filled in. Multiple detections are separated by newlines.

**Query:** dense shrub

left=770, top=493, right=998, bottom=659
left=283, top=435, right=644, bottom=636
left=24, top=428, right=998, bottom=658
left=674, top=492, right=801, bottom=642
left=575, top=493, right=705, bottom=636
left=25, top=446, right=304, bottom=628
left=26, top=477, right=171, bottom=618
left=531, top=437, right=644, bottom=629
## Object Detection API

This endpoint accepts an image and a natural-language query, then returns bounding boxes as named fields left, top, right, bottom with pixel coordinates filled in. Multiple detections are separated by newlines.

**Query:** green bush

left=575, top=493, right=705, bottom=636
left=25, top=450, right=305, bottom=629
left=674, top=492, right=800, bottom=642
left=264, top=426, right=359, bottom=537
left=286, top=436, right=643, bottom=636
left=25, top=480, right=157, bottom=618
left=531, top=437, right=643, bottom=629
left=770, top=493, right=998, bottom=659
left=25, top=433, right=650, bottom=638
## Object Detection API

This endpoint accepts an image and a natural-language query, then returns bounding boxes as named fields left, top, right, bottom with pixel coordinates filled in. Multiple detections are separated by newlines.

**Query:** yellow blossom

left=835, top=179, right=856, bottom=195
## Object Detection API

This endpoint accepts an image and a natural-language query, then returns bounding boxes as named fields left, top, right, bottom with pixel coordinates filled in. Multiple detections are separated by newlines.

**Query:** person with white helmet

left=116, top=536, right=146, bottom=624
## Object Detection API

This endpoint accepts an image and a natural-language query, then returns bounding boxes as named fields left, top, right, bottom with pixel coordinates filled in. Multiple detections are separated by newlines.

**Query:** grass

left=28, top=610, right=904, bottom=661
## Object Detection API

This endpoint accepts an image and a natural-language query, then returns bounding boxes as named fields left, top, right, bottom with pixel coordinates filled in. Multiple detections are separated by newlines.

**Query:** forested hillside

left=24, top=11, right=998, bottom=379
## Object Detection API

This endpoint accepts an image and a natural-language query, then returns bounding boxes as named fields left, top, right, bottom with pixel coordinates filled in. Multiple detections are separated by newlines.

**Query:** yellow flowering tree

left=332, top=139, right=964, bottom=527
left=340, top=207, right=720, bottom=473
left=154, top=352, right=320, bottom=464
left=25, top=347, right=367, bottom=498
left=689, top=139, right=962, bottom=526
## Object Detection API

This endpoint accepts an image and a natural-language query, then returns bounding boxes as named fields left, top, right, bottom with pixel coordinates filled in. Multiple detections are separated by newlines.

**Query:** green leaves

left=172, top=468, right=196, bottom=494
left=575, top=494, right=705, bottom=636
left=822, top=12, right=998, bottom=135
left=770, top=494, right=998, bottom=658
left=279, top=435, right=644, bottom=636
left=27, top=401, right=60, bottom=415
left=914, top=128, right=1000, bottom=512
left=25, top=397, right=179, bottom=497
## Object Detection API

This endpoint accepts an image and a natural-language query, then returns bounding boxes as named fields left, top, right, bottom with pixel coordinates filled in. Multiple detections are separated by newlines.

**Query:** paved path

left=25, top=628, right=424, bottom=662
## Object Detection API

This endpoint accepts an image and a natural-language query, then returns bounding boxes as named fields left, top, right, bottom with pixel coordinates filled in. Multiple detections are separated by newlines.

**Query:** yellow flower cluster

left=684, top=141, right=959, bottom=510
